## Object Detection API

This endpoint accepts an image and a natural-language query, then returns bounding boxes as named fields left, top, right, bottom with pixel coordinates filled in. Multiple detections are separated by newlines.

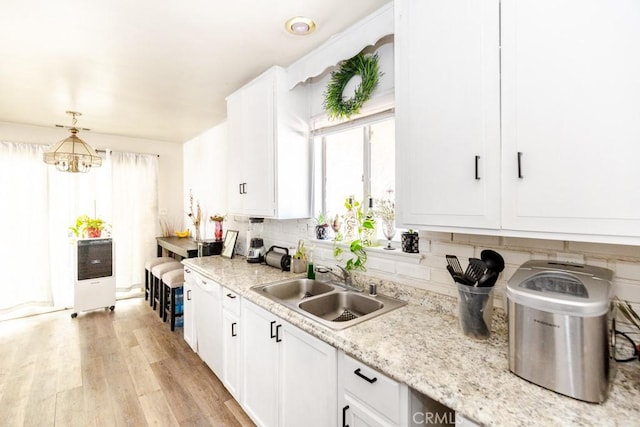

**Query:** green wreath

left=323, top=53, right=381, bottom=120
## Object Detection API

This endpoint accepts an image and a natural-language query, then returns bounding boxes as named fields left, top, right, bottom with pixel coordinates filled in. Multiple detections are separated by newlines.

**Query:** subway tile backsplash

left=227, top=217, right=640, bottom=305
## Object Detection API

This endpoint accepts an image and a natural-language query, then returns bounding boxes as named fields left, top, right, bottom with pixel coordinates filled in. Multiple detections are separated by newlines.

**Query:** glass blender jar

left=246, top=218, right=265, bottom=263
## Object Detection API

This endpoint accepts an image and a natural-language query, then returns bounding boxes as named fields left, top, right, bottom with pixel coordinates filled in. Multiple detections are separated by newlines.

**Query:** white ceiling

left=0, top=0, right=390, bottom=143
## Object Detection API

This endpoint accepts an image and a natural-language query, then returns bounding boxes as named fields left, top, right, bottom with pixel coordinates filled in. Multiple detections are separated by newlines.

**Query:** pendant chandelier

left=43, top=111, right=102, bottom=173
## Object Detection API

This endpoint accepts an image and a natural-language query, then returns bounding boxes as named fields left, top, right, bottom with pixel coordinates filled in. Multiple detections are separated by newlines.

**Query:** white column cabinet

left=500, top=0, right=640, bottom=239
left=182, top=270, right=196, bottom=352
left=241, top=299, right=337, bottom=427
left=226, top=65, right=310, bottom=219
left=395, top=0, right=501, bottom=231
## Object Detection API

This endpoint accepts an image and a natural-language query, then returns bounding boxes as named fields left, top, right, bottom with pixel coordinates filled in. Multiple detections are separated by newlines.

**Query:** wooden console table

left=156, top=236, right=222, bottom=259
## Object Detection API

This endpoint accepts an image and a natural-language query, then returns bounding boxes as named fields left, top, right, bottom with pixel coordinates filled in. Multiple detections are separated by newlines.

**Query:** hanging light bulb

left=43, top=111, right=102, bottom=173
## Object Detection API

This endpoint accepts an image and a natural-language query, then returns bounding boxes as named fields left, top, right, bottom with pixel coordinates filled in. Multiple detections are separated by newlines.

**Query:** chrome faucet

left=314, top=265, right=361, bottom=291
left=335, top=265, right=352, bottom=286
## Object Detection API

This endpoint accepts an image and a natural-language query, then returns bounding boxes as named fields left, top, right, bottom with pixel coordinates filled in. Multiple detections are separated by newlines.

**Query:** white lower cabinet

left=222, top=287, right=242, bottom=401
left=182, top=273, right=196, bottom=352
left=192, top=271, right=223, bottom=377
left=339, top=352, right=408, bottom=427
left=241, top=299, right=337, bottom=427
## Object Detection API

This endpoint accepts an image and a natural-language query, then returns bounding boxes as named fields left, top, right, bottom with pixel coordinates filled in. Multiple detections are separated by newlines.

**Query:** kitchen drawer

left=222, top=287, right=240, bottom=315
left=340, top=352, right=402, bottom=423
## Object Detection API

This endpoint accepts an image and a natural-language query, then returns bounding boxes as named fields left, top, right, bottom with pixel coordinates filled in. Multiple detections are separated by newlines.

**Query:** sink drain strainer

left=333, top=308, right=359, bottom=322
left=302, top=292, right=314, bottom=299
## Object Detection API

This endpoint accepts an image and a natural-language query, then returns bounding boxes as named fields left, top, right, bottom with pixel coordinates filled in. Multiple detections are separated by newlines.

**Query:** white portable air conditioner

left=71, top=238, right=116, bottom=318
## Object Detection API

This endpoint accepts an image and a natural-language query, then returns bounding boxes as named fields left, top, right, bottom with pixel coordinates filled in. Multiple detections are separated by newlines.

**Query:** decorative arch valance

left=285, top=2, right=393, bottom=90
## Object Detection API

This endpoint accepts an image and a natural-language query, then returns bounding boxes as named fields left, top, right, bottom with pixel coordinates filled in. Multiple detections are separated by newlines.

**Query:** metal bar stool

left=151, top=261, right=182, bottom=315
left=161, top=269, right=184, bottom=331
left=144, top=257, right=174, bottom=306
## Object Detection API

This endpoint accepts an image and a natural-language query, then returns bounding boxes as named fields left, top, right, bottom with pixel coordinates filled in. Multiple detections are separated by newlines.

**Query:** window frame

left=313, top=109, right=394, bottom=218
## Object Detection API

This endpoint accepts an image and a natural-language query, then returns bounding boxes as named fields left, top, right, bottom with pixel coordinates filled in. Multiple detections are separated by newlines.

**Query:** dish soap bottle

left=307, top=246, right=315, bottom=279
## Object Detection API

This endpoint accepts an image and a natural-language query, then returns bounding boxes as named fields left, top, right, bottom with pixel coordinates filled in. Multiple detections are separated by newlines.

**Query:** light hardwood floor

left=0, top=297, right=255, bottom=427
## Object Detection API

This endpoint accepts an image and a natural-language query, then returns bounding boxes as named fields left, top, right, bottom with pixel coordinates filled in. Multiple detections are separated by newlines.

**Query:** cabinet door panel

left=396, top=0, right=500, bottom=229
left=226, top=93, right=245, bottom=215
left=227, top=82, right=275, bottom=217
left=501, top=0, right=640, bottom=236
left=279, top=324, right=337, bottom=427
left=342, top=394, right=395, bottom=427
left=183, top=281, right=196, bottom=351
left=222, top=310, right=241, bottom=401
left=240, top=77, right=275, bottom=216
left=193, top=276, right=222, bottom=376
left=241, top=300, right=278, bottom=427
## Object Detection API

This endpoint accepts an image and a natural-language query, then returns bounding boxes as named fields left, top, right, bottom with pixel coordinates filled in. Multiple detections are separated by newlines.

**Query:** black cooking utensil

left=477, top=270, right=499, bottom=287
left=447, top=265, right=474, bottom=286
left=446, top=255, right=464, bottom=275
left=465, top=258, right=486, bottom=285
left=480, top=249, right=505, bottom=273
left=446, top=255, right=476, bottom=285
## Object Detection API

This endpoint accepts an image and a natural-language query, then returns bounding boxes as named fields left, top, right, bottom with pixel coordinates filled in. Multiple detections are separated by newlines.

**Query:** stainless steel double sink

left=251, top=278, right=407, bottom=330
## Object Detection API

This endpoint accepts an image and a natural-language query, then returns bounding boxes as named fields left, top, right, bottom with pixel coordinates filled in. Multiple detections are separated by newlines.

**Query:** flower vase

left=214, top=220, right=223, bottom=241
left=194, top=224, right=202, bottom=242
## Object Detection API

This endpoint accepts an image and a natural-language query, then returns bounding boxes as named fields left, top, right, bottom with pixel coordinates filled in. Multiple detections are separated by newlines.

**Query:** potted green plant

left=401, top=229, right=419, bottom=253
left=333, top=197, right=375, bottom=271
left=69, top=214, right=107, bottom=238
left=314, top=212, right=330, bottom=240
left=291, top=240, right=307, bottom=273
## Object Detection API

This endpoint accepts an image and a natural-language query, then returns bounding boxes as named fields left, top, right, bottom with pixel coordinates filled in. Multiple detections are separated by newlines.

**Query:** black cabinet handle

left=517, top=152, right=523, bottom=179
left=226, top=293, right=237, bottom=299
left=354, top=368, right=378, bottom=384
left=231, top=322, right=237, bottom=337
left=186, top=289, right=191, bottom=301
left=239, top=183, right=243, bottom=194
left=342, top=405, right=349, bottom=427
left=475, top=155, right=480, bottom=180
left=275, top=324, right=282, bottom=342
left=185, top=268, right=191, bottom=273
left=270, top=321, right=277, bottom=338
left=243, top=183, right=248, bottom=194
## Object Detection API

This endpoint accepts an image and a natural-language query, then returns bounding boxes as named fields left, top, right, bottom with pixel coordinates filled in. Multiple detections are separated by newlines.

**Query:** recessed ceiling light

left=285, top=16, right=316, bottom=35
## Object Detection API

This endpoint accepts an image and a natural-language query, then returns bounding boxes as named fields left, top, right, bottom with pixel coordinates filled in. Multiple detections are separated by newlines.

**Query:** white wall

left=182, top=122, right=228, bottom=239
left=0, top=120, right=183, bottom=233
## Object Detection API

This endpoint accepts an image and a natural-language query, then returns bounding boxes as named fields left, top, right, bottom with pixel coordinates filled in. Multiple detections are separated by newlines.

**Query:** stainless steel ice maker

left=506, top=261, right=615, bottom=403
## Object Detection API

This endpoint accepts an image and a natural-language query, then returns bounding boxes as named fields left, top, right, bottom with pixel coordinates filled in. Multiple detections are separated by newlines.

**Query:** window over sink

left=313, top=114, right=396, bottom=240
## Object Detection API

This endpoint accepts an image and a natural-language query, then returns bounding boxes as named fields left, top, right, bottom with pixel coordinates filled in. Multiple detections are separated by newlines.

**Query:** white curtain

left=0, top=142, right=51, bottom=311
left=110, top=151, right=158, bottom=291
left=0, top=142, right=158, bottom=316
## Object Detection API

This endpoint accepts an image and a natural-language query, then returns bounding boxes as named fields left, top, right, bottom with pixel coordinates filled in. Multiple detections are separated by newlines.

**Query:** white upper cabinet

left=226, top=66, right=310, bottom=219
left=395, top=0, right=501, bottom=230
left=396, top=0, right=640, bottom=244
left=501, top=0, right=640, bottom=240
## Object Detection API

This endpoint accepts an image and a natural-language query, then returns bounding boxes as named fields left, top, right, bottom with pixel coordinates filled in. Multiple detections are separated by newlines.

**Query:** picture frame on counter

left=221, top=230, right=239, bottom=258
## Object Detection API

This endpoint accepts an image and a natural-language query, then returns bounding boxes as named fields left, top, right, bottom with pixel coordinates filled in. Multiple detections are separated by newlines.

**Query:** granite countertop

left=182, top=256, right=640, bottom=426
